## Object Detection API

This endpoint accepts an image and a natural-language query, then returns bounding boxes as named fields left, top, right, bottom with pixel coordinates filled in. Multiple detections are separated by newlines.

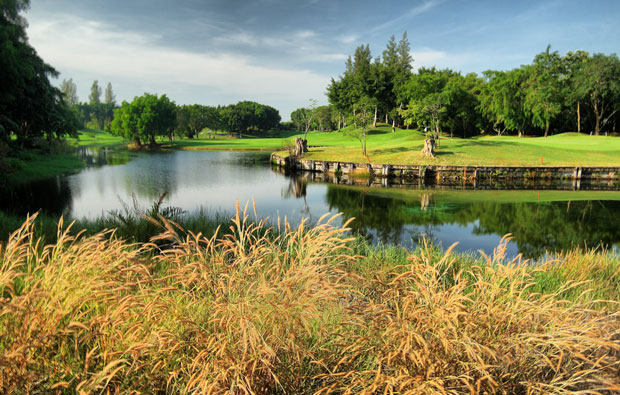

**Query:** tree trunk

left=373, top=107, right=377, bottom=128
left=294, top=137, right=308, bottom=157
left=362, top=134, right=367, bottom=157
left=577, top=101, right=581, bottom=133
left=594, top=99, right=600, bottom=136
left=392, top=119, right=395, bottom=133
left=421, top=138, right=435, bottom=157
left=134, top=138, right=142, bottom=148
left=544, top=120, right=549, bottom=138
left=385, top=113, right=388, bottom=123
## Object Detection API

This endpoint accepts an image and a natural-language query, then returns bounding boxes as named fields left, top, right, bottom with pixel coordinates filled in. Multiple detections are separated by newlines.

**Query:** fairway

left=155, top=126, right=620, bottom=167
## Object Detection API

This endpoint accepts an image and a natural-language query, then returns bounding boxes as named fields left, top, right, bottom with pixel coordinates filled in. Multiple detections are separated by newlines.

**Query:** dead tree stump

left=294, top=137, right=308, bottom=157
left=421, top=138, right=436, bottom=157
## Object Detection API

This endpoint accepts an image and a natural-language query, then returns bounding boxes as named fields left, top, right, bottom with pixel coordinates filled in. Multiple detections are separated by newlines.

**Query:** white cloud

left=371, top=0, right=445, bottom=33
left=26, top=13, right=331, bottom=118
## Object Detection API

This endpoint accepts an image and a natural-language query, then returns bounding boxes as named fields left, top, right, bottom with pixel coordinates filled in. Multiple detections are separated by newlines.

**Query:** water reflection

left=1, top=149, right=619, bottom=259
left=323, top=185, right=620, bottom=259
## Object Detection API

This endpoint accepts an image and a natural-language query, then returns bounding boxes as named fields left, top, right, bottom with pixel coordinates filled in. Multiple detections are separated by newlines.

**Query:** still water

left=2, top=147, right=619, bottom=259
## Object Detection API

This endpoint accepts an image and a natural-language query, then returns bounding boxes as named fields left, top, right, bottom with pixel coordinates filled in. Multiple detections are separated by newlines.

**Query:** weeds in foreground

left=0, top=207, right=619, bottom=394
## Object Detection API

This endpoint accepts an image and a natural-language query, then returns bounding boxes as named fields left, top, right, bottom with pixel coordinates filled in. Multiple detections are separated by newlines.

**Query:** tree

left=0, top=0, right=78, bottom=147
left=345, top=96, right=374, bottom=158
left=575, top=53, right=620, bottom=135
left=104, top=82, right=116, bottom=105
left=398, top=68, right=454, bottom=143
left=219, top=101, right=280, bottom=135
left=60, top=78, right=79, bottom=106
left=89, top=80, right=102, bottom=105
left=314, top=105, right=333, bottom=131
left=108, top=93, right=176, bottom=147
left=524, top=46, right=563, bottom=137
left=562, top=50, right=589, bottom=133
left=290, top=99, right=318, bottom=138
left=479, top=68, right=530, bottom=136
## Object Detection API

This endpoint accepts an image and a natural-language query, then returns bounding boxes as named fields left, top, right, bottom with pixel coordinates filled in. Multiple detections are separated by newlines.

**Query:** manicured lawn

left=69, top=128, right=126, bottom=146
left=163, top=125, right=620, bottom=167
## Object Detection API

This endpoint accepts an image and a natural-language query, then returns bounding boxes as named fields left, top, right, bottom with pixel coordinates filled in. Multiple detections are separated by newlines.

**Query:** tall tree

left=89, top=80, right=102, bottom=105
left=60, top=78, right=79, bottom=106
left=0, top=0, right=77, bottom=146
left=562, top=50, right=589, bottom=133
left=479, top=68, right=530, bottom=136
left=524, top=46, right=563, bottom=137
left=104, top=82, right=116, bottom=105
left=575, top=53, right=620, bottom=135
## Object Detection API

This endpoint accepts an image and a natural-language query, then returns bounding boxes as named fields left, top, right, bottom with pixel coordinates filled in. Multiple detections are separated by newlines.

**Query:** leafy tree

left=60, top=78, right=79, bottom=106
left=219, top=101, right=280, bottom=135
left=314, top=105, right=333, bottom=131
left=89, top=80, right=102, bottom=105
left=399, top=68, right=454, bottom=142
left=479, top=68, right=531, bottom=136
left=108, top=93, right=176, bottom=147
left=177, top=104, right=221, bottom=138
left=562, top=50, right=590, bottom=133
left=0, top=0, right=78, bottom=147
left=524, top=46, right=563, bottom=137
left=290, top=99, right=318, bottom=138
left=104, top=82, right=116, bottom=105
left=574, top=53, right=620, bottom=135
left=345, top=96, right=375, bottom=157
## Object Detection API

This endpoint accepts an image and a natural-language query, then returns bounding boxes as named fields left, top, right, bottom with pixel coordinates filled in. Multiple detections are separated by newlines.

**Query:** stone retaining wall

left=270, top=153, right=620, bottom=189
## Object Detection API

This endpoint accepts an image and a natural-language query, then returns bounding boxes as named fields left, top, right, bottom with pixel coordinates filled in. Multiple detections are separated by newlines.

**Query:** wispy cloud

left=371, top=0, right=444, bottom=33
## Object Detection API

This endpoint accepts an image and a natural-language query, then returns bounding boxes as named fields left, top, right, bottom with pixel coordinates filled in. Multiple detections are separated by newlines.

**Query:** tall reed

left=0, top=208, right=618, bottom=394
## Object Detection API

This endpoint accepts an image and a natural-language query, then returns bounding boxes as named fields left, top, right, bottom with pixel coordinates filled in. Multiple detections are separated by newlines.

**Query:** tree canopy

left=108, top=93, right=176, bottom=147
left=0, top=0, right=79, bottom=148
left=327, top=38, right=619, bottom=138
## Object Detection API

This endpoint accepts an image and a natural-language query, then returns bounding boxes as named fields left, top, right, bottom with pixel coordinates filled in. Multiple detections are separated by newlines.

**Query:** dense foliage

left=327, top=35, right=620, bottom=137
left=219, top=101, right=281, bottom=134
left=108, top=93, right=177, bottom=147
left=0, top=0, right=79, bottom=151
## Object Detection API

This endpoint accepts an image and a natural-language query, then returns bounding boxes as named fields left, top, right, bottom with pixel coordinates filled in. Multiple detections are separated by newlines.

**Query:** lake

left=2, top=147, right=619, bottom=259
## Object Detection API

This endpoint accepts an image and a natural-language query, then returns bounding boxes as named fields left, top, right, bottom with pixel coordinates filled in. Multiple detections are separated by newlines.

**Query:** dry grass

left=1, top=208, right=619, bottom=394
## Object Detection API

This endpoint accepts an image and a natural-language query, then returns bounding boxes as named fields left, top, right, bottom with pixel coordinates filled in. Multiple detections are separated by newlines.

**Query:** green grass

left=167, top=125, right=620, bottom=167
left=68, top=128, right=126, bottom=146
left=4, top=149, right=84, bottom=185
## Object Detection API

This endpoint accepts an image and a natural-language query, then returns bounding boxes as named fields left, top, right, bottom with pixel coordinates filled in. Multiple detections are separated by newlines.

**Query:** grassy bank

left=166, top=126, right=620, bottom=167
left=3, top=148, right=84, bottom=185
left=1, top=210, right=619, bottom=393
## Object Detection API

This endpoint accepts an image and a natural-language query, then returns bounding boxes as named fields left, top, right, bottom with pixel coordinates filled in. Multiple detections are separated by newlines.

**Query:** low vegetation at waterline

left=1, top=207, right=619, bottom=393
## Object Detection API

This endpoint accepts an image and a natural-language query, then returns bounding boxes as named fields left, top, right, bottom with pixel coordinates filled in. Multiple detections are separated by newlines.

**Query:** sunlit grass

left=164, top=125, right=620, bottom=166
left=1, top=206, right=619, bottom=393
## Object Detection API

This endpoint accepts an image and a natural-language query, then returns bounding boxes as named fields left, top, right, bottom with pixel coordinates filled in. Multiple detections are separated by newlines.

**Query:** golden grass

left=1, top=209, right=619, bottom=394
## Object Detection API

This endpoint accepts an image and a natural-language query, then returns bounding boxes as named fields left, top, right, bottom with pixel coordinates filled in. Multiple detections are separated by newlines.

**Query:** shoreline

left=271, top=152, right=620, bottom=189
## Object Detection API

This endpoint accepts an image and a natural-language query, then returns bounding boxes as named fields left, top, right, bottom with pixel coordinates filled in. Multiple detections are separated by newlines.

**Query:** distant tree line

left=107, top=95, right=281, bottom=147
left=292, top=34, right=619, bottom=138
left=59, top=79, right=118, bottom=131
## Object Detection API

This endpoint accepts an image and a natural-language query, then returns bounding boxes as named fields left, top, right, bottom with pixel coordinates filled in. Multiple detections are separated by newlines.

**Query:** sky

left=25, top=0, right=620, bottom=120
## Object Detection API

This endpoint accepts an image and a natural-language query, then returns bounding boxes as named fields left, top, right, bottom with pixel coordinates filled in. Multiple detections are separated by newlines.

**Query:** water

left=2, top=147, right=619, bottom=259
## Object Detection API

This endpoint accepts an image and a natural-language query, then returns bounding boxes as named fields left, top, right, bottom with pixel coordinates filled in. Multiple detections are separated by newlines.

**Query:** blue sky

left=26, top=0, right=619, bottom=120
